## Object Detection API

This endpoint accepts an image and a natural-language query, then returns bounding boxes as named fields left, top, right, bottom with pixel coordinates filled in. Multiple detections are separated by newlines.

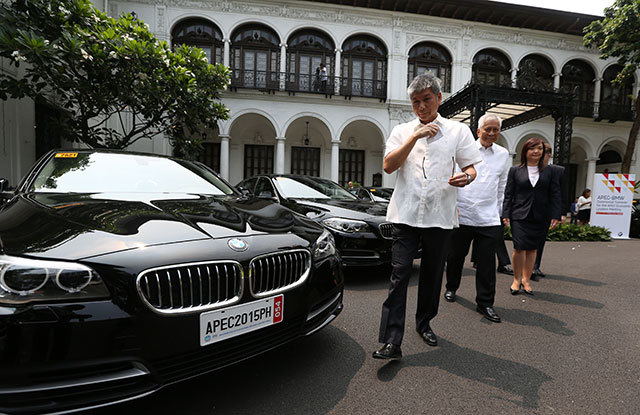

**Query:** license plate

left=200, top=294, right=284, bottom=346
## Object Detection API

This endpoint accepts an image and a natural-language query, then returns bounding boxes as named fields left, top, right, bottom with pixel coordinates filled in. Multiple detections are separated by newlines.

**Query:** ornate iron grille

left=137, top=261, right=243, bottom=315
left=378, top=223, right=393, bottom=239
left=249, top=249, right=311, bottom=297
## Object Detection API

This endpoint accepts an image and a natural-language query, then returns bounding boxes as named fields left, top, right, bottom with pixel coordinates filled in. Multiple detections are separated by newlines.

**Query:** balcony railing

left=595, top=102, right=635, bottom=122
left=230, top=69, right=280, bottom=92
left=228, top=70, right=387, bottom=101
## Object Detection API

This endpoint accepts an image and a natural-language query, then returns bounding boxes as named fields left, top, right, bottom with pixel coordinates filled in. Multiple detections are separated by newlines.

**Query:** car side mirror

left=0, top=178, right=14, bottom=204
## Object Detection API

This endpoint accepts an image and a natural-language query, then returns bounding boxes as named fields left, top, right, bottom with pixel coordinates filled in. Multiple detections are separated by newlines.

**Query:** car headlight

left=322, top=217, right=370, bottom=233
left=0, top=255, right=110, bottom=305
left=313, top=230, right=336, bottom=261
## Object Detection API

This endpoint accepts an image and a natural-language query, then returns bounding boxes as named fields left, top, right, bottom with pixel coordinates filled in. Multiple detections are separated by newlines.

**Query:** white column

left=511, top=68, right=518, bottom=88
left=334, top=48, right=341, bottom=95
left=223, top=39, right=230, bottom=68
left=219, top=134, right=230, bottom=180
left=275, top=136, right=286, bottom=174
left=586, top=157, right=598, bottom=191
left=331, top=140, right=340, bottom=183
left=593, top=77, right=602, bottom=118
left=553, top=72, right=561, bottom=90
left=279, top=43, right=287, bottom=91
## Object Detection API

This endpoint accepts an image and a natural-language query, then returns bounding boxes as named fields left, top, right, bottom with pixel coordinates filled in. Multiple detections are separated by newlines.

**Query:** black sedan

left=0, top=150, right=343, bottom=414
left=236, top=175, right=393, bottom=267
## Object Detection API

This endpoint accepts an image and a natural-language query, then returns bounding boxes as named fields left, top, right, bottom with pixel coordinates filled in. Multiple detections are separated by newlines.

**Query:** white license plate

left=199, top=294, right=284, bottom=346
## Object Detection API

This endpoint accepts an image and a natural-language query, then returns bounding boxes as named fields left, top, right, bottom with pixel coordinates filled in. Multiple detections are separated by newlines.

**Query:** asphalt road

left=92, top=239, right=640, bottom=415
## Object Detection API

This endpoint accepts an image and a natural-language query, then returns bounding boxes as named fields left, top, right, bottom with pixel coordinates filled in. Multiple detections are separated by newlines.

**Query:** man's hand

left=502, top=218, right=510, bottom=226
left=448, top=172, right=469, bottom=187
left=550, top=218, right=560, bottom=228
left=413, top=123, right=439, bottom=140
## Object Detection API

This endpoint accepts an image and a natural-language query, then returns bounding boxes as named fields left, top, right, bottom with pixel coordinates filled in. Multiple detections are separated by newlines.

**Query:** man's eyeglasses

left=422, top=156, right=455, bottom=181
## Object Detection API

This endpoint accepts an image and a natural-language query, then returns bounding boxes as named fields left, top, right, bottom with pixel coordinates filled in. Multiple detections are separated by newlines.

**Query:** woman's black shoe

left=510, top=287, right=520, bottom=295
left=520, top=284, right=534, bottom=295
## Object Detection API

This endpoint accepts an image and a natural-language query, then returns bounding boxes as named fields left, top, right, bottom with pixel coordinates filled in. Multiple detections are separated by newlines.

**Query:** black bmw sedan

left=0, top=150, right=343, bottom=414
left=236, top=175, right=393, bottom=268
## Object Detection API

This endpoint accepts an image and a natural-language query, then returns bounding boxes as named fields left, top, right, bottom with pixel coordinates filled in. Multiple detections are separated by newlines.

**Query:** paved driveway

left=91, top=240, right=640, bottom=415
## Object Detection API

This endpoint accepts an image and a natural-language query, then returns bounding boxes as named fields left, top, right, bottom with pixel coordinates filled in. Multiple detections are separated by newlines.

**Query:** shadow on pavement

left=543, top=274, right=606, bottom=287
left=531, top=291, right=604, bottom=308
left=376, top=338, right=552, bottom=409
left=93, top=326, right=363, bottom=415
left=502, top=308, right=575, bottom=336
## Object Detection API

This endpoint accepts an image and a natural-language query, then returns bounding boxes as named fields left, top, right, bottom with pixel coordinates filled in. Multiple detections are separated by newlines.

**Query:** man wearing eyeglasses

left=373, top=72, right=482, bottom=360
left=532, top=142, right=567, bottom=280
left=443, top=114, right=511, bottom=323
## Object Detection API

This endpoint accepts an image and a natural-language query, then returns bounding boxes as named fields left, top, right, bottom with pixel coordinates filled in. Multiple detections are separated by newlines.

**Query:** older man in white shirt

left=444, top=114, right=510, bottom=323
left=373, top=73, right=482, bottom=360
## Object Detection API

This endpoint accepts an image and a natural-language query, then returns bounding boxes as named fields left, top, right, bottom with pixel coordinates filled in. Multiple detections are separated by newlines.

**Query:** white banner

left=590, top=173, right=635, bottom=239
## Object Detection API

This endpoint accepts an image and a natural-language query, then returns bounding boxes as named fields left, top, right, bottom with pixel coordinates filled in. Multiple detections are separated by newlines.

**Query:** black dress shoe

left=476, top=306, right=502, bottom=323
left=417, top=328, right=438, bottom=346
left=372, top=343, right=402, bottom=359
left=530, top=274, right=539, bottom=281
left=497, top=265, right=514, bottom=275
left=444, top=290, right=456, bottom=302
left=532, top=268, right=546, bottom=278
left=510, top=287, right=520, bottom=295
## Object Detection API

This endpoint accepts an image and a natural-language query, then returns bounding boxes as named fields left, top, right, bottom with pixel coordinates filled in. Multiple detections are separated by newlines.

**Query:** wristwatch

left=465, top=173, right=473, bottom=185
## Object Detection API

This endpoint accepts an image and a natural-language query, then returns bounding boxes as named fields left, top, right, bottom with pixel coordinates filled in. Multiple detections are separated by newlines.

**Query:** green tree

left=584, top=0, right=640, bottom=173
left=0, top=0, right=229, bottom=152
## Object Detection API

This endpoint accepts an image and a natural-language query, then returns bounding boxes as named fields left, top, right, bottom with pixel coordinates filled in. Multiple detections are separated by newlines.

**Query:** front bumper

left=0, top=268, right=343, bottom=415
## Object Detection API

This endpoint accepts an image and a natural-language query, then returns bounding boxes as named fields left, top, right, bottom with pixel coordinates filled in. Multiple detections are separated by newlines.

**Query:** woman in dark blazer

left=502, top=137, right=562, bottom=295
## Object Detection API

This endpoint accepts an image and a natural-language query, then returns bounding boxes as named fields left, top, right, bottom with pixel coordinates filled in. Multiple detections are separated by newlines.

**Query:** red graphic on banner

left=273, top=295, right=283, bottom=323
left=624, top=174, right=629, bottom=180
left=615, top=187, right=621, bottom=192
left=631, top=181, right=636, bottom=187
left=609, top=180, right=616, bottom=186
left=603, top=173, right=609, bottom=179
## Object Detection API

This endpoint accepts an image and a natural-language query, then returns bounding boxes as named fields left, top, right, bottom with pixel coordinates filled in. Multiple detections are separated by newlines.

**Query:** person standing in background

left=577, top=188, right=592, bottom=225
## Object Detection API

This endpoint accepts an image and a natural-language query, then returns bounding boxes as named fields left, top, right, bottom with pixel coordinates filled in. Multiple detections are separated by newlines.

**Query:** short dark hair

left=520, top=137, right=545, bottom=169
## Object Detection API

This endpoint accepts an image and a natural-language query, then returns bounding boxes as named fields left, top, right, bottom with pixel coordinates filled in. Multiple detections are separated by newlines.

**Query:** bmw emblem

left=228, top=238, right=248, bottom=252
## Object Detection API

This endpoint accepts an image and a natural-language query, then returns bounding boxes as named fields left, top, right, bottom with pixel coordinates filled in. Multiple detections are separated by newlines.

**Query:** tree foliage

left=584, top=0, right=640, bottom=173
left=0, top=0, right=229, bottom=151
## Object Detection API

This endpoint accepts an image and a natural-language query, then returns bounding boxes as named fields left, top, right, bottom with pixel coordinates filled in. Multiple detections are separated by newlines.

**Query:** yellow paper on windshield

left=55, top=152, right=78, bottom=158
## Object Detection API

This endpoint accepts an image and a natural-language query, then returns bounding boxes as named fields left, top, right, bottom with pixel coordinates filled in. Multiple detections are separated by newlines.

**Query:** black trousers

left=534, top=219, right=552, bottom=269
left=378, top=224, right=452, bottom=345
left=445, top=225, right=502, bottom=307
left=471, top=223, right=510, bottom=267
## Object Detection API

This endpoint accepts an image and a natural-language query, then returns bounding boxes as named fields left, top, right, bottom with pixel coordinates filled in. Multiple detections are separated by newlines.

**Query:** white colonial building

left=1, top=0, right=638, bottom=205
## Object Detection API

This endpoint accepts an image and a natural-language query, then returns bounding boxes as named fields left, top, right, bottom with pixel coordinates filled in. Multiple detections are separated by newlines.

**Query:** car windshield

left=275, top=177, right=358, bottom=200
left=29, top=152, right=235, bottom=195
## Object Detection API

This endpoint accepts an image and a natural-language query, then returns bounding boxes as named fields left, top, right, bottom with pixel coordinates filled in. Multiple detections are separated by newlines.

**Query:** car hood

left=288, top=198, right=388, bottom=221
left=0, top=193, right=305, bottom=260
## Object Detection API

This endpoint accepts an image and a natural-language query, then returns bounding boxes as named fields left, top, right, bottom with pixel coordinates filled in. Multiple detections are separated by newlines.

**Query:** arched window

left=230, top=24, right=280, bottom=91
left=597, top=149, right=622, bottom=165
left=517, top=54, right=554, bottom=90
left=408, top=42, right=452, bottom=92
left=561, top=59, right=596, bottom=117
left=600, top=65, right=634, bottom=121
left=171, top=18, right=223, bottom=64
left=341, top=35, right=387, bottom=100
left=472, top=49, right=511, bottom=87
left=286, top=29, right=335, bottom=94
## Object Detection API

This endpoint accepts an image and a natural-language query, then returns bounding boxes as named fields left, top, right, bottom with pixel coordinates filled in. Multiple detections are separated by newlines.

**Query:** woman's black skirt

left=511, top=218, right=548, bottom=251
left=577, top=209, right=591, bottom=222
